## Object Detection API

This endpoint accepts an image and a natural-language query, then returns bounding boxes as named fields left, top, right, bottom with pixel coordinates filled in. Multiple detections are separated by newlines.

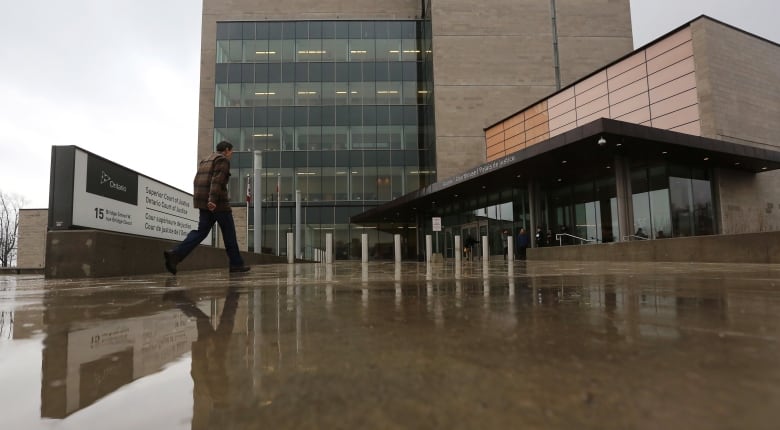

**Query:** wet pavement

left=2, top=260, right=780, bottom=429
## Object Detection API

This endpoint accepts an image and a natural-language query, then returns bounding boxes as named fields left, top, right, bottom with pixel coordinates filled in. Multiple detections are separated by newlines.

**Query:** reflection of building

left=41, top=298, right=198, bottom=418
left=199, top=0, right=634, bottom=259
left=355, top=16, right=780, bottom=258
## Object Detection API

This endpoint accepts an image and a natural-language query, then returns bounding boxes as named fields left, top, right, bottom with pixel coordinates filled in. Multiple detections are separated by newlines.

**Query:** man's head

left=216, top=140, right=234, bottom=159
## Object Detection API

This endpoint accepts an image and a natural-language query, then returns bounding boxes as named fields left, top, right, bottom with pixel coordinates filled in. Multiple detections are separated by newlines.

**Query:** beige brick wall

left=717, top=169, right=780, bottom=235
left=555, top=0, right=634, bottom=86
left=693, top=18, right=780, bottom=234
left=692, top=18, right=780, bottom=149
left=17, top=209, right=47, bottom=268
left=431, top=0, right=633, bottom=180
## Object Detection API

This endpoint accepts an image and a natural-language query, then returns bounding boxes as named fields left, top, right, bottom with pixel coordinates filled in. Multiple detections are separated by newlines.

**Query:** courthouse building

left=354, top=16, right=780, bottom=259
left=198, top=0, right=634, bottom=259
left=20, top=4, right=779, bottom=267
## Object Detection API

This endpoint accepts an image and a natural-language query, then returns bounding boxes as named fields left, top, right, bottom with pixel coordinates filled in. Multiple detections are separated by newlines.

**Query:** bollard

left=287, top=232, right=294, bottom=264
left=507, top=236, right=514, bottom=261
left=425, top=234, right=432, bottom=263
left=394, top=234, right=401, bottom=263
left=454, top=235, right=462, bottom=267
left=508, top=260, right=515, bottom=296
left=481, top=235, right=489, bottom=262
left=325, top=233, right=333, bottom=264
left=361, top=233, right=368, bottom=263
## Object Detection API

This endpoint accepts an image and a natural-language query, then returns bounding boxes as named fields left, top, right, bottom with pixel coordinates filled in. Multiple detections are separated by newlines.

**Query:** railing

left=622, top=234, right=649, bottom=241
left=555, top=233, right=597, bottom=246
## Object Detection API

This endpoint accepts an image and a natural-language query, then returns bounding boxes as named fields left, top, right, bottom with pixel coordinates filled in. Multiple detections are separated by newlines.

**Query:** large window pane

left=323, top=39, right=348, bottom=61
left=349, top=40, right=375, bottom=61
left=670, top=176, right=693, bottom=237
left=692, top=178, right=714, bottom=235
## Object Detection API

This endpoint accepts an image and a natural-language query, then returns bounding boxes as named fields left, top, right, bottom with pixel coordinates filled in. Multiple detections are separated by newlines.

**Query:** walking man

left=164, top=141, right=250, bottom=274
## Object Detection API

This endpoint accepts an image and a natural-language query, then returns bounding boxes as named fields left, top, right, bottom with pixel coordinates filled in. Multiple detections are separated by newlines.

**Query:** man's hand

left=207, top=201, right=216, bottom=212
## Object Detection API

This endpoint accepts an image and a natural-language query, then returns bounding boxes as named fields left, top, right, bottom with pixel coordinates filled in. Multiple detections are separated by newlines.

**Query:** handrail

left=622, top=234, right=649, bottom=241
left=555, top=233, right=596, bottom=246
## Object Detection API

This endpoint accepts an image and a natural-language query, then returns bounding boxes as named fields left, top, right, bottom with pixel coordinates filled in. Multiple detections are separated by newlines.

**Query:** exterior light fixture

left=703, top=157, right=710, bottom=161
left=597, top=136, right=607, bottom=146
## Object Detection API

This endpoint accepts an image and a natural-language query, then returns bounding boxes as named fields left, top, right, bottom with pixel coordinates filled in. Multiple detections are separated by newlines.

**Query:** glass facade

left=213, top=20, right=435, bottom=259
left=631, top=162, right=714, bottom=239
left=414, top=160, right=716, bottom=258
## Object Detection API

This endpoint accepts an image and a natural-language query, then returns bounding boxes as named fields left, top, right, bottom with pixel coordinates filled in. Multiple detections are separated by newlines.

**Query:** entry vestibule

left=397, top=157, right=718, bottom=259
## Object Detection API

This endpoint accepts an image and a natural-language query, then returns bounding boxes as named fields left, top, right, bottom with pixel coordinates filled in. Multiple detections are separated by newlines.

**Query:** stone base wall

left=529, top=231, right=780, bottom=264
left=45, top=230, right=289, bottom=279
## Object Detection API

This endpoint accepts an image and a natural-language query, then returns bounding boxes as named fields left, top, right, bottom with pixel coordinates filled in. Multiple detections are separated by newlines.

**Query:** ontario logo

left=100, top=170, right=128, bottom=192
left=86, top=153, right=138, bottom=205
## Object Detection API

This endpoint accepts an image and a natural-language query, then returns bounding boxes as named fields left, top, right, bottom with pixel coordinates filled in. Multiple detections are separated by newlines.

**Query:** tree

left=0, top=191, right=26, bottom=267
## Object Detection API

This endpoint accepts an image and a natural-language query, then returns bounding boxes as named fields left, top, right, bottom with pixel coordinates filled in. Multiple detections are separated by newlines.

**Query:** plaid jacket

left=193, top=152, right=231, bottom=212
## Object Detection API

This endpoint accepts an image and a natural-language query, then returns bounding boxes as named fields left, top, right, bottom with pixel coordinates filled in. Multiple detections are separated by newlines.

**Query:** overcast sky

left=0, top=0, right=777, bottom=209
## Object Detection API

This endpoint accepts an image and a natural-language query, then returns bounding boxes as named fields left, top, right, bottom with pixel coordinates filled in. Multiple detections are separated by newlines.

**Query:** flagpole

left=276, top=173, right=281, bottom=256
left=245, top=174, right=250, bottom=252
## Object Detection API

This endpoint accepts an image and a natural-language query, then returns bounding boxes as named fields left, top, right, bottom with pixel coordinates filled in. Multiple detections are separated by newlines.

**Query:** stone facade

left=691, top=18, right=780, bottom=234
left=198, top=0, right=634, bottom=182
left=16, top=209, right=47, bottom=268
left=431, top=0, right=633, bottom=179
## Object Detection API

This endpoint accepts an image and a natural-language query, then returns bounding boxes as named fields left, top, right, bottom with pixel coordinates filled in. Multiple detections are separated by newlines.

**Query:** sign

left=432, top=216, right=442, bottom=232
left=50, top=146, right=209, bottom=243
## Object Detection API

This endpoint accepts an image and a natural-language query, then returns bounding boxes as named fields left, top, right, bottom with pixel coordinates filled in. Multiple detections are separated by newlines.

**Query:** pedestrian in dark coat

left=516, top=228, right=530, bottom=260
left=164, top=141, right=250, bottom=274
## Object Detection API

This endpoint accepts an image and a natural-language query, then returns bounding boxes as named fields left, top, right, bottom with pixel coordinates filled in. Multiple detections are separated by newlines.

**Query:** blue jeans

left=171, top=209, right=244, bottom=267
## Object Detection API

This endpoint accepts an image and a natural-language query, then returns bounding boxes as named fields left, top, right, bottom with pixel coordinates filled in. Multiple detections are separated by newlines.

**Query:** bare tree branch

left=0, top=191, right=27, bottom=267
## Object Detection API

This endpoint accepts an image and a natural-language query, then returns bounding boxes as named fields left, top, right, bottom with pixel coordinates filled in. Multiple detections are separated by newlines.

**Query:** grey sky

left=0, top=0, right=777, bottom=208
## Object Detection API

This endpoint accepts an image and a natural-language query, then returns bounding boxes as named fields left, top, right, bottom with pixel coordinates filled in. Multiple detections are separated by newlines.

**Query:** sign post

left=432, top=217, right=441, bottom=254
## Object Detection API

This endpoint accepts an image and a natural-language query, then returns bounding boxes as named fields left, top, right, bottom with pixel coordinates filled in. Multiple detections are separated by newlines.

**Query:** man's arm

left=208, top=156, right=230, bottom=210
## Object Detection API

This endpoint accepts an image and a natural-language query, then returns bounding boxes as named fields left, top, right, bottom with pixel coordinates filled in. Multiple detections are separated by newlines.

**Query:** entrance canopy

left=352, top=118, right=780, bottom=225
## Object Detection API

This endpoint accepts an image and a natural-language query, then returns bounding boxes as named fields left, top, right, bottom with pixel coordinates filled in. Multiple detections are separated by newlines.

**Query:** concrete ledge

left=45, top=230, right=289, bottom=278
left=0, top=267, right=45, bottom=275
left=529, top=231, right=780, bottom=263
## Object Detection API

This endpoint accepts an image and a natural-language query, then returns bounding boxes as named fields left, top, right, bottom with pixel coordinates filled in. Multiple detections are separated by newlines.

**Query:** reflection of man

left=164, top=285, right=240, bottom=425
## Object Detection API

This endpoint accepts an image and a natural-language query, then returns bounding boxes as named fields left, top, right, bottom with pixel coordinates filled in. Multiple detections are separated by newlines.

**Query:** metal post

left=425, top=234, right=432, bottom=263
left=481, top=235, right=489, bottom=262
left=507, top=236, right=514, bottom=261
left=295, top=189, right=301, bottom=259
left=276, top=174, right=281, bottom=255
left=287, top=232, right=294, bottom=264
left=361, top=233, right=368, bottom=263
left=253, top=151, right=262, bottom=254
left=454, top=235, right=461, bottom=266
left=245, top=174, right=250, bottom=251
left=325, top=232, right=333, bottom=264
left=394, top=234, right=401, bottom=263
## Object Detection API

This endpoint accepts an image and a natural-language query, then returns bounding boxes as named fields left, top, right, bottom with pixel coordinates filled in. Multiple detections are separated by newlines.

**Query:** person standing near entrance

left=164, top=141, right=250, bottom=274
left=501, top=229, right=510, bottom=260
left=516, top=228, right=530, bottom=260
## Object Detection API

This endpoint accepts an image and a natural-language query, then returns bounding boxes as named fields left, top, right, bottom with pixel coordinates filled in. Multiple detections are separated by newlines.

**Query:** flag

left=246, top=177, right=251, bottom=203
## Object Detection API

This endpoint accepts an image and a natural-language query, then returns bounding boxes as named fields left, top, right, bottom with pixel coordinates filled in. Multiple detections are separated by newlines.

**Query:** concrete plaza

left=2, top=260, right=780, bottom=429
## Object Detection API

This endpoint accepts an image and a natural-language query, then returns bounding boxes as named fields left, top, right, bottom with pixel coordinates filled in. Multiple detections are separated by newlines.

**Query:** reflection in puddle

left=1, top=261, right=780, bottom=429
